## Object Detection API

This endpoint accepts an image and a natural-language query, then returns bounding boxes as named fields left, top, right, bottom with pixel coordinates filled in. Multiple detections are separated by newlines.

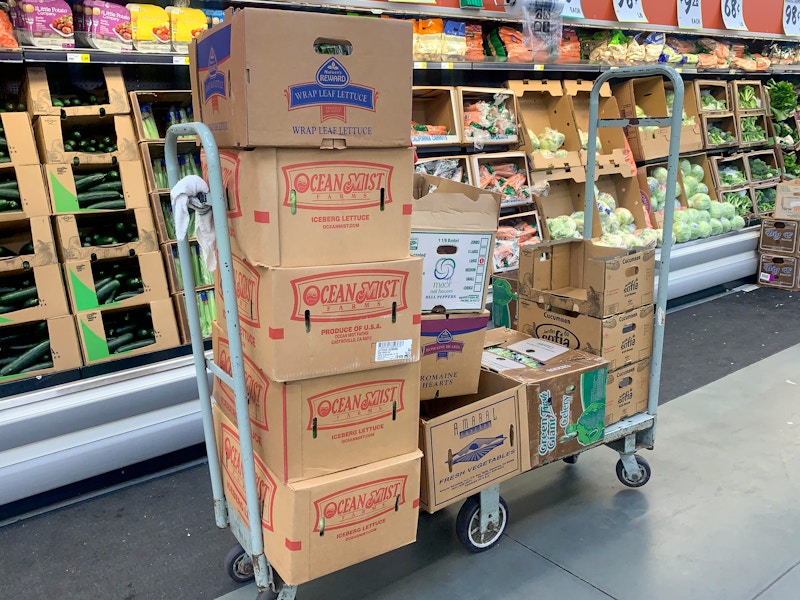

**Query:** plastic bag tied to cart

left=171, top=174, right=218, bottom=272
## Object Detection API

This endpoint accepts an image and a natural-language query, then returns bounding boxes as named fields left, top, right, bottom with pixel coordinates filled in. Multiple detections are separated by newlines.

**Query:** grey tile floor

left=222, top=343, right=800, bottom=600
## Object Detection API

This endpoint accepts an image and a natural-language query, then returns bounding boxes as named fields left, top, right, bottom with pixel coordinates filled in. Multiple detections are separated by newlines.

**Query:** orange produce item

left=0, top=9, right=19, bottom=49
left=465, top=24, right=484, bottom=61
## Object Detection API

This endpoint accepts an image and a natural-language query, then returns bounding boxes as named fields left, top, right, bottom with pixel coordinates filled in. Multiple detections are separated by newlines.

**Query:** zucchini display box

left=0, top=112, right=40, bottom=167
left=34, top=115, right=138, bottom=165
left=214, top=404, right=421, bottom=586
left=209, top=147, right=414, bottom=268
left=54, top=207, right=157, bottom=261
left=0, top=163, right=50, bottom=223
left=64, top=252, right=170, bottom=313
left=75, top=299, right=180, bottom=364
left=212, top=321, right=420, bottom=483
left=215, top=241, right=422, bottom=382
left=482, top=328, right=609, bottom=467
left=0, top=216, right=58, bottom=273
left=0, top=263, right=70, bottom=325
left=0, top=316, right=82, bottom=382
left=44, top=162, right=149, bottom=214
left=25, top=66, right=130, bottom=117
left=190, top=8, right=412, bottom=149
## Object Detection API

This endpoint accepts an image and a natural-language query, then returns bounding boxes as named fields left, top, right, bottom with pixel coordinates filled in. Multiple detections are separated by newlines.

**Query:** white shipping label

left=375, top=339, right=413, bottom=362
left=481, top=351, right=525, bottom=372
left=507, top=338, right=570, bottom=362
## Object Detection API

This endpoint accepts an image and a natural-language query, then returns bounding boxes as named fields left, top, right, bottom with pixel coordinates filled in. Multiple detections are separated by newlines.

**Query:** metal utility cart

left=166, top=64, right=682, bottom=598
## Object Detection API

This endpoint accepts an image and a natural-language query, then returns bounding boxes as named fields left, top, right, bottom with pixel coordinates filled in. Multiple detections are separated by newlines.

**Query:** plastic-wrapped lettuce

left=646, top=176, right=660, bottom=193
left=686, top=208, right=701, bottom=223
left=652, top=167, right=669, bottom=184
left=696, top=209, right=711, bottom=222
left=579, top=129, right=602, bottom=152
left=673, top=221, right=692, bottom=243
left=719, top=217, right=732, bottom=233
left=527, top=129, right=541, bottom=150
left=688, top=193, right=711, bottom=210
left=599, top=210, right=620, bottom=234
left=538, top=127, right=566, bottom=152
left=547, top=215, right=579, bottom=239
left=722, top=202, right=737, bottom=220
left=708, top=200, right=725, bottom=219
left=673, top=210, right=691, bottom=224
left=620, top=232, right=640, bottom=249
left=731, top=215, right=746, bottom=231
left=596, top=191, right=617, bottom=211
left=636, top=228, right=659, bottom=248
left=683, top=174, right=698, bottom=197
left=614, top=207, right=635, bottom=226
left=709, top=218, right=723, bottom=235
left=622, top=222, right=637, bottom=234
left=680, top=159, right=691, bottom=176
left=570, top=211, right=584, bottom=235
left=595, top=232, right=625, bottom=248
left=689, top=222, right=701, bottom=240
left=691, top=163, right=704, bottom=179
left=697, top=221, right=712, bottom=238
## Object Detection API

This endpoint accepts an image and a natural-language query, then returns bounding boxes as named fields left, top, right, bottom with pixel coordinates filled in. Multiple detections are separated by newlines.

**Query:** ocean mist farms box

left=207, top=147, right=414, bottom=267
left=482, top=328, right=609, bottom=467
left=214, top=404, right=422, bottom=586
left=212, top=321, right=420, bottom=483
left=216, top=243, right=422, bottom=382
left=189, top=8, right=412, bottom=149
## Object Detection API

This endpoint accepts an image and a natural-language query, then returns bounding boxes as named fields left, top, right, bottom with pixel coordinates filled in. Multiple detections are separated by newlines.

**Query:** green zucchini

left=0, top=305, right=15, bottom=314
left=20, top=360, right=54, bottom=374
left=0, top=285, right=15, bottom=292
left=0, top=188, right=20, bottom=200
left=0, top=180, right=19, bottom=190
left=22, top=298, right=39, bottom=308
left=0, top=339, right=50, bottom=376
left=85, top=200, right=126, bottom=210
left=96, top=279, right=120, bottom=304
left=74, top=173, right=107, bottom=192
left=9, top=342, right=37, bottom=351
left=106, top=170, right=120, bottom=180
left=78, top=191, right=122, bottom=204
left=19, top=242, right=34, bottom=255
left=115, top=291, right=142, bottom=301
left=94, top=236, right=118, bottom=246
left=114, top=338, right=155, bottom=354
left=106, top=332, right=134, bottom=352
left=109, top=322, right=138, bottom=336
left=0, top=286, right=37, bottom=305
left=93, top=276, right=114, bottom=289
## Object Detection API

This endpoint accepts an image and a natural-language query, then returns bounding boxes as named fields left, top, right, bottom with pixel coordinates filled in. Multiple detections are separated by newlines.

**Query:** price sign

left=722, top=0, right=746, bottom=30
left=677, top=0, right=702, bottom=29
left=613, top=0, right=647, bottom=23
left=173, top=55, right=190, bottom=65
left=561, top=0, right=584, bottom=19
left=67, top=53, right=90, bottom=63
left=784, top=0, right=800, bottom=35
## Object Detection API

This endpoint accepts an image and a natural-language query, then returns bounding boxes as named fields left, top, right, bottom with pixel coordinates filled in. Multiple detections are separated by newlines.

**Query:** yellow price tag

left=442, top=62, right=453, bottom=70
left=533, top=64, right=545, bottom=71
left=67, top=53, right=90, bottom=63
left=413, top=61, right=427, bottom=69
left=173, top=55, right=190, bottom=65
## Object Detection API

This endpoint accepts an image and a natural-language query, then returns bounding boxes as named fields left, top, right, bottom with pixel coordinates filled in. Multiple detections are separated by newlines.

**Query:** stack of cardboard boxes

left=190, top=8, right=424, bottom=586
left=515, top=238, right=656, bottom=426
left=758, top=183, right=800, bottom=290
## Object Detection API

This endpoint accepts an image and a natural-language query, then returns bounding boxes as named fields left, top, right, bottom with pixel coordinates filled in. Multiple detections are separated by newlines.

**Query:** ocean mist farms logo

left=308, top=380, right=404, bottom=430
left=422, top=329, right=464, bottom=359
left=285, top=57, right=376, bottom=123
left=232, top=255, right=260, bottom=327
left=313, top=476, right=407, bottom=532
left=282, top=162, right=391, bottom=210
left=216, top=338, right=269, bottom=430
left=291, top=270, right=408, bottom=321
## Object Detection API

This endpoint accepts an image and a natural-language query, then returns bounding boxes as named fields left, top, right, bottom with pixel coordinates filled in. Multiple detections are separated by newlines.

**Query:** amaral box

left=212, top=320, right=421, bottom=483
left=0, top=263, right=69, bottom=325
left=0, top=112, right=40, bottom=166
left=0, top=163, right=50, bottom=224
left=0, top=216, right=58, bottom=273
left=34, top=115, right=138, bottom=165
left=189, top=8, right=412, bottom=149
left=420, top=310, right=489, bottom=401
left=518, top=299, right=653, bottom=371
left=0, top=315, right=82, bottom=383
left=606, top=357, right=650, bottom=426
left=216, top=246, right=422, bottom=382
left=54, top=208, right=158, bottom=262
left=44, top=161, right=149, bottom=214
left=411, top=173, right=500, bottom=312
left=419, top=369, right=529, bottom=513
left=26, top=66, right=130, bottom=117
left=519, top=239, right=655, bottom=318
left=215, top=405, right=421, bottom=586
left=482, top=328, right=609, bottom=467
left=208, top=147, right=414, bottom=267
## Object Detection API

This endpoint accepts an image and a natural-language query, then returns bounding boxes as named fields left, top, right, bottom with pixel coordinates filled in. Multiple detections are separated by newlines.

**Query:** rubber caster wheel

left=563, top=454, right=579, bottom=464
left=616, top=455, right=651, bottom=488
left=455, top=494, right=509, bottom=553
left=256, top=591, right=277, bottom=600
left=224, top=544, right=254, bottom=583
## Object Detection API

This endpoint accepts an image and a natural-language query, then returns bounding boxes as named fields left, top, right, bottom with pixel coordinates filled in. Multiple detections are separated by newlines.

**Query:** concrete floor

left=222, top=343, right=800, bottom=600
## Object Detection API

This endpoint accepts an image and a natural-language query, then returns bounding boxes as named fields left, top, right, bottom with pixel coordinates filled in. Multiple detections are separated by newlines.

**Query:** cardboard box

left=190, top=8, right=412, bottom=149
left=173, top=289, right=216, bottom=344
left=775, top=182, right=800, bottom=219
left=532, top=177, right=603, bottom=240
left=0, top=163, right=50, bottom=223
left=469, top=151, right=535, bottom=208
left=605, top=357, right=649, bottom=425
left=701, top=113, right=738, bottom=150
left=759, top=218, right=799, bottom=255
left=518, top=239, right=655, bottom=318
left=151, top=192, right=187, bottom=244
left=665, top=80, right=703, bottom=154
left=738, top=113, right=771, bottom=148
left=694, top=80, right=732, bottom=115
left=482, top=328, right=609, bottom=467
left=26, top=66, right=130, bottom=117
left=129, top=90, right=193, bottom=142
left=139, top=141, right=199, bottom=194
left=458, top=87, right=518, bottom=145
left=0, top=216, right=58, bottom=272
left=758, top=253, right=799, bottom=290
left=161, top=241, right=215, bottom=293
left=216, top=249, right=422, bottom=382
left=491, top=270, right=519, bottom=330
left=518, top=299, right=653, bottom=370
left=54, top=208, right=157, bottom=262
left=419, top=310, right=489, bottom=401
left=411, top=174, right=500, bottom=312
left=612, top=77, right=671, bottom=163
left=75, top=298, right=181, bottom=364
left=580, top=173, right=649, bottom=231
left=507, top=79, right=582, bottom=170
left=63, top=252, right=170, bottom=313
left=43, top=161, right=149, bottom=214
left=0, top=263, right=69, bottom=325
left=210, top=147, right=414, bottom=268
left=563, top=80, right=634, bottom=177
left=732, top=80, right=767, bottom=116
left=415, top=155, right=473, bottom=186
left=745, top=149, right=782, bottom=186
left=493, top=210, right=542, bottom=274
left=0, top=112, right=40, bottom=166
left=710, top=154, right=750, bottom=192
left=419, top=369, right=529, bottom=513
left=674, top=153, right=718, bottom=202
left=411, top=87, right=461, bottom=146
left=752, top=183, right=779, bottom=217
left=0, top=315, right=83, bottom=383
left=34, top=115, right=138, bottom=164
left=636, top=163, right=686, bottom=228
left=212, top=321, right=420, bottom=482
left=215, top=404, right=421, bottom=586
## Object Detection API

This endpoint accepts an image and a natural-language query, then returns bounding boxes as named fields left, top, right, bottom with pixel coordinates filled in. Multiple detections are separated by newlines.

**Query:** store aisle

left=221, top=343, right=800, bottom=600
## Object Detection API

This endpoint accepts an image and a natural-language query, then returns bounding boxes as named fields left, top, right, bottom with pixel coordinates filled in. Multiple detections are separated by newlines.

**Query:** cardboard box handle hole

left=618, top=376, right=633, bottom=389
left=625, top=266, right=639, bottom=276
left=313, top=38, right=353, bottom=55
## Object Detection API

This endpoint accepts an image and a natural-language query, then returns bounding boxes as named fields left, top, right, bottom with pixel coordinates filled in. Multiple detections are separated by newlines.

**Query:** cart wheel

left=455, top=494, right=509, bottom=553
left=224, top=544, right=254, bottom=583
left=255, top=590, right=278, bottom=600
left=615, top=455, right=651, bottom=488
left=563, top=454, right=579, bottom=464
